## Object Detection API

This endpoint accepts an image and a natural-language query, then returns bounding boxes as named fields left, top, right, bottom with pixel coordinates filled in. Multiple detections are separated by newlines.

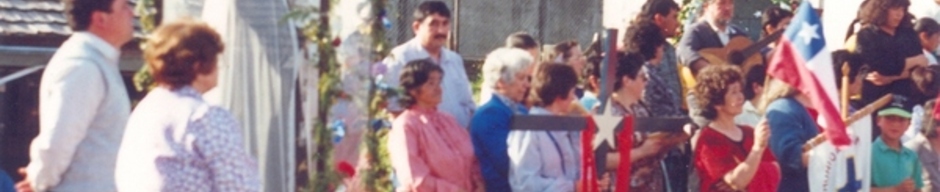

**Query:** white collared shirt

left=734, top=101, right=761, bottom=127
left=925, top=49, right=938, bottom=66
left=708, top=20, right=733, bottom=46
left=30, top=32, right=131, bottom=191
left=382, top=38, right=476, bottom=128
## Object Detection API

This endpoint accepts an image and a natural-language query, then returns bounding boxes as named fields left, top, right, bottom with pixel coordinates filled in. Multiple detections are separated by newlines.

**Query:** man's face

left=657, top=9, right=681, bottom=37
left=100, top=0, right=135, bottom=46
left=877, top=115, right=911, bottom=140
left=412, top=14, right=451, bottom=48
left=706, top=0, right=735, bottom=26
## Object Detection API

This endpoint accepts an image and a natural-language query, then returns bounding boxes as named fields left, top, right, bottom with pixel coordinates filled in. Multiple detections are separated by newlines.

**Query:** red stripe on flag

left=768, top=39, right=851, bottom=148
left=582, top=117, right=599, bottom=192
left=616, top=116, right=634, bottom=191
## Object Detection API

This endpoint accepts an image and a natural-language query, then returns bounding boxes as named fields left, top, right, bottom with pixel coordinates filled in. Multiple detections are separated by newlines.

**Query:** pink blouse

left=388, top=107, right=483, bottom=191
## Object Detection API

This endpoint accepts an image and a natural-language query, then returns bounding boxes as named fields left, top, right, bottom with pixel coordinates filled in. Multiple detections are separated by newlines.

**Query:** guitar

left=679, top=30, right=784, bottom=106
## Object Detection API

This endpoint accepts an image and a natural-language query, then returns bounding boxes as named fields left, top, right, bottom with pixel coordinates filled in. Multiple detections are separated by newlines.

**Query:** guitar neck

left=739, top=30, right=784, bottom=58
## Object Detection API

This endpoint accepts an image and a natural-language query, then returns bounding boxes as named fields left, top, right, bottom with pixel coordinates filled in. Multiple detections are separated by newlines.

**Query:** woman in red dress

left=692, top=65, right=780, bottom=192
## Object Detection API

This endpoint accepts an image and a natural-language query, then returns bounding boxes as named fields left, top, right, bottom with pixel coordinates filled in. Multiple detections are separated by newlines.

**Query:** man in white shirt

left=382, top=1, right=475, bottom=128
left=15, top=0, right=135, bottom=191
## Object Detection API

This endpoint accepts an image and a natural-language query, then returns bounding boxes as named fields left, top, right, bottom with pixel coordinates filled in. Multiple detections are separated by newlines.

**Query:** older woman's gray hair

left=481, top=48, right=535, bottom=92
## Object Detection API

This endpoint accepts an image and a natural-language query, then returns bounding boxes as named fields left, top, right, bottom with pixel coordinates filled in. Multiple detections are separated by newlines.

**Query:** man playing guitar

left=677, top=0, right=748, bottom=126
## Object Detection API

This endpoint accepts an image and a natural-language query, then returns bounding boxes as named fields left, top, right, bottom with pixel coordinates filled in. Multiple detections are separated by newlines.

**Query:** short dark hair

left=694, top=65, right=743, bottom=120
left=531, top=63, right=578, bottom=106
left=399, top=59, right=444, bottom=108
left=761, top=6, right=793, bottom=35
left=506, top=32, right=539, bottom=50
left=64, top=0, right=116, bottom=30
left=916, top=17, right=940, bottom=37
left=146, top=19, right=224, bottom=90
left=624, top=22, right=666, bottom=61
left=742, top=65, right=765, bottom=100
left=858, top=0, right=911, bottom=27
left=614, top=52, right=646, bottom=91
left=414, top=1, right=451, bottom=23
left=635, top=0, right=680, bottom=24
left=550, top=40, right=580, bottom=62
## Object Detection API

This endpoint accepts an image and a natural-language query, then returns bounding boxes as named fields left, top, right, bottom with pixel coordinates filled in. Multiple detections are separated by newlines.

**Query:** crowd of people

left=384, top=0, right=940, bottom=191
left=10, top=0, right=940, bottom=191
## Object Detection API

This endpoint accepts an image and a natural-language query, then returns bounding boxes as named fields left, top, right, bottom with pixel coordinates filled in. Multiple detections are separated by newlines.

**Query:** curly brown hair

left=145, top=19, right=224, bottom=90
left=858, top=0, right=911, bottom=27
left=694, top=65, right=743, bottom=120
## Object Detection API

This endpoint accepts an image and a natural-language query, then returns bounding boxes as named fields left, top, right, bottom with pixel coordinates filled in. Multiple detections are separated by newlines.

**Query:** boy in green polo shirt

left=871, top=102, right=924, bottom=192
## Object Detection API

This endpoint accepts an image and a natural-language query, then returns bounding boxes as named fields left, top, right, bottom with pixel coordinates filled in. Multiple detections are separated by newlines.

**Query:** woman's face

left=567, top=45, right=586, bottom=76
left=715, top=82, right=745, bottom=116
left=886, top=7, right=906, bottom=29
left=411, top=71, right=443, bottom=108
left=619, top=68, right=648, bottom=100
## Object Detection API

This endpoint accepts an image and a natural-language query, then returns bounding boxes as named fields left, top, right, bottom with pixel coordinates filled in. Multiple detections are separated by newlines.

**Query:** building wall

left=387, top=0, right=603, bottom=60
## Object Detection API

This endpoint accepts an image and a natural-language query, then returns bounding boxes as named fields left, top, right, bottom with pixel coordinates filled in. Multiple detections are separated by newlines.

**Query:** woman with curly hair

left=692, top=65, right=780, bottom=192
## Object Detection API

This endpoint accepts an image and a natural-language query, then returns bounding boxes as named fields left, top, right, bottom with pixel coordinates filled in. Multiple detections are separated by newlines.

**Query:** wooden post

left=802, top=94, right=893, bottom=152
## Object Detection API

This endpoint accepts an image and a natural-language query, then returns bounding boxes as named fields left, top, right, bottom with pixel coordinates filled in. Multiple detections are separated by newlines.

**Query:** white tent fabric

left=201, top=0, right=300, bottom=191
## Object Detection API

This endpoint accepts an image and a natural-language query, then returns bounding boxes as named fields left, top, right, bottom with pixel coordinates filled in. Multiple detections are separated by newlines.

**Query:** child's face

left=878, top=115, right=911, bottom=140
left=921, top=32, right=940, bottom=52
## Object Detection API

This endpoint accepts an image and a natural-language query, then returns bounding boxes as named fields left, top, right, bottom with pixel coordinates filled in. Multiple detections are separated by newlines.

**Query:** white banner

left=808, top=115, right=872, bottom=192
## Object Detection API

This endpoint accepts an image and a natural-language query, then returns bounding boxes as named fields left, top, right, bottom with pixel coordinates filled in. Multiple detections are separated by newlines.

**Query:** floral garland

left=290, top=0, right=395, bottom=190
left=131, top=0, right=158, bottom=93
left=361, top=0, right=394, bottom=191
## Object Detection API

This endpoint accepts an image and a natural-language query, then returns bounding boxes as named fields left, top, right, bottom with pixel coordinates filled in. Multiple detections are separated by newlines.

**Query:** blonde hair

left=759, top=79, right=799, bottom=113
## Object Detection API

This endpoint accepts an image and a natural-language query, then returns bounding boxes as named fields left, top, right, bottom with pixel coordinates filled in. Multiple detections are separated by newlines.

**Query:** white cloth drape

left=201, top=0, right=299, bottom=191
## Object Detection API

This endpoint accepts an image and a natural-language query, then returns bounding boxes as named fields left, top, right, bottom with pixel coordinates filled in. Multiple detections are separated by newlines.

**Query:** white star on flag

left=592, top=114, right=622, bottom=150
left=797, top=22, right=819, bottom=45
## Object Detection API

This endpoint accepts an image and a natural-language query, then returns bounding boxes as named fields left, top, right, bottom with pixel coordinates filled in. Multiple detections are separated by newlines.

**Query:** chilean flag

left=767, top=1, right=851, bottom=148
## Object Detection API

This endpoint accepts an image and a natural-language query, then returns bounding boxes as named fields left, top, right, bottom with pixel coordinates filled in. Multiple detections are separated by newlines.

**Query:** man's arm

left=676, top=25, right=708, bottom=69
left=27, top=61, right=104, bottom=191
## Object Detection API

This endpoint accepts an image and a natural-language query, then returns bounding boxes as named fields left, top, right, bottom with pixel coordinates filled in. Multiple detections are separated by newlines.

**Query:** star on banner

left=797, top=22, right=819, bottom=45
left=592, top=114, right=622, bottom=150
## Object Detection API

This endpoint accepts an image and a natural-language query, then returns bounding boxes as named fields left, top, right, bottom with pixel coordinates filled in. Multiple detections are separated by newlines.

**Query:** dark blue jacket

left=471, top=95, right=527, bottom=192
left=766, top=97, right=818, bottom=192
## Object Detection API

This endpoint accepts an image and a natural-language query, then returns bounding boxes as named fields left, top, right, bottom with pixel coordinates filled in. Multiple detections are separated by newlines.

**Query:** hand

left=598, top=173, right=611, bottom=191
left=753, top=120, right=771, bottom=151
left=15, top=168, right=33, bottom=192
left=896, top=179, right=915, bottom=192
left=866, top=71, right=894, bottom=86
left=636, top=135, right=666, bottom=158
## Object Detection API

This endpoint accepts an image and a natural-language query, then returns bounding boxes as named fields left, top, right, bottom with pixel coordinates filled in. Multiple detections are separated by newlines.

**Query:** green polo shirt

left=872, top=137, right=924, bottom=188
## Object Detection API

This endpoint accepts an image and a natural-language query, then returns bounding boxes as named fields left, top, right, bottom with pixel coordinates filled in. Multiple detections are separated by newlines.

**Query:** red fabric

left=582, top=117, right=599, bottom=192
left=693, top=126, right=780, bottom=192
left=768, top=39, right=851, bottom=148
left=933, top=95, right=940, bottom=120
left=616, top=116, right=634, bottom=192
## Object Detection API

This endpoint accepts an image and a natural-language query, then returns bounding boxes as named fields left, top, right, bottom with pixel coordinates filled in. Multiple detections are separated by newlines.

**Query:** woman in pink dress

left=388, top=59, right=484, bottom=191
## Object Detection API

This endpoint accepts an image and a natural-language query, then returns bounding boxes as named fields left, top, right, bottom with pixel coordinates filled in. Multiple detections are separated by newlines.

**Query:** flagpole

left=802, top=94, right=893, bottom=152
left=841, top=62, right=850, bottom=120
